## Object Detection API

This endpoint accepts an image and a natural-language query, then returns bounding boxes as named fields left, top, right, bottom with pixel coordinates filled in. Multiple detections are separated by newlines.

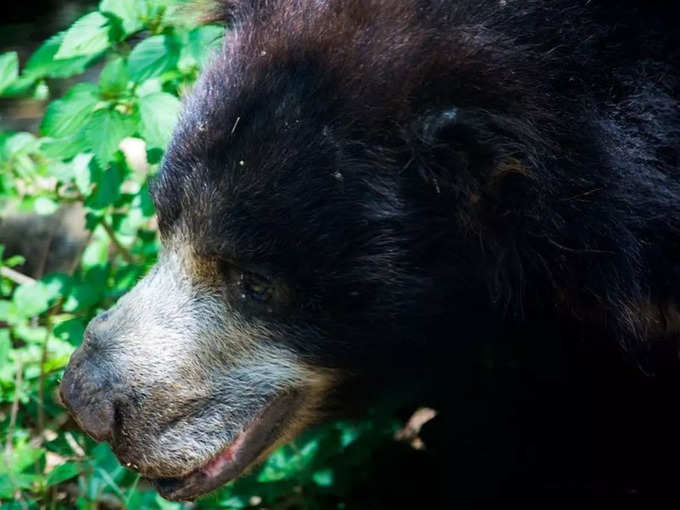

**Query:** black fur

left=151, top=0, right=680, bottom=505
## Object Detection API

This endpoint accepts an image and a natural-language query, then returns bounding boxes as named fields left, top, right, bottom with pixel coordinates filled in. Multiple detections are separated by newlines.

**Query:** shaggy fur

left=62, top=0, right=680, bottom=506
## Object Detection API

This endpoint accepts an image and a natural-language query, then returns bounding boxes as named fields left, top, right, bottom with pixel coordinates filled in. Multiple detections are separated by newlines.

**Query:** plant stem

left=0, top=266, right=36, bottom=286
left=5, top=358, right=23, bottom=455
left=100, top=219, right=135, bottom=264
left=37, top=314, right=54, bottom=437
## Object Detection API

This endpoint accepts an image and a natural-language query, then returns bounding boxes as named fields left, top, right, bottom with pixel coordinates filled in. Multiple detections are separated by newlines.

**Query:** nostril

left=75, top=399, right=115, bottom=442
left=60, top=365, right=116, bottom=442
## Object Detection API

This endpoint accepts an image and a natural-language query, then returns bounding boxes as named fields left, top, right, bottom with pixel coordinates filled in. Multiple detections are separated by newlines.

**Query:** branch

left=100, top=220, right=135, bottom=264
left=0, top=266, right=36, bottom=286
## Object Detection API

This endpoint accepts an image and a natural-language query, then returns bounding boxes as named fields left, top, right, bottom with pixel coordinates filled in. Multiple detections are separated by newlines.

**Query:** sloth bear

left=61, top=0, right=680, bottom=506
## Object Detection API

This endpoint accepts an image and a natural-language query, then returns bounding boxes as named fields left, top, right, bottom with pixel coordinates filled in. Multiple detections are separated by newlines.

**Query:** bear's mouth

left=148, top=391, right=301, bottom=501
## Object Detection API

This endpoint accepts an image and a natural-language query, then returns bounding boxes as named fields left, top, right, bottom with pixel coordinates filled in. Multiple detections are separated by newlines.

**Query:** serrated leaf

left=24, top=32, right=98, bottom=80
left=46, top=462, right=80, bottom=486
left=85, top=109, right=137, bottom=166
left=100, top=0, right=143, bottom=35
left=0, top=52, right=19, bottom=93
left=41, top=134, right=91, bottom=161
left=127, top=35, right=180, bottom=83
left=40, top=84, right=99, bottom=138
left=55, top=12, right=112, bottom=59
left=139, top=92, right=180, bottom=149
left=99, top=57, right=129, bottom=96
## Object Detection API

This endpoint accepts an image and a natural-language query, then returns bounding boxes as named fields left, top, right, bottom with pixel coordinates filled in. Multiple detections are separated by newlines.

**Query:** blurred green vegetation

left=0, top=1, right=403, bottom=508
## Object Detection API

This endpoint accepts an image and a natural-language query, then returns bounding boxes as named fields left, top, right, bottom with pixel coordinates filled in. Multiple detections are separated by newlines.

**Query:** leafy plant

left=0, top=1, right=403, bottom=508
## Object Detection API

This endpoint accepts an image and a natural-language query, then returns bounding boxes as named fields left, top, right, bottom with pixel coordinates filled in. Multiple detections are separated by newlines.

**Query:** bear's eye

left=219, top=260, right=281, bottom=305
left=238, top=271, right=273, bottom=303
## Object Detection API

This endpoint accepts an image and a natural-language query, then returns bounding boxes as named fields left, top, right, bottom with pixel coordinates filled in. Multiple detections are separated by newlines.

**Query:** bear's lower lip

left=149, top=391, right=301, bottom=501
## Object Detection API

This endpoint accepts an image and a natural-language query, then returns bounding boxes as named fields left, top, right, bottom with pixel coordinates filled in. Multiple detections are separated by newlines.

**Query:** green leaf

left=0, top=473, right=36, bottom=500
left=34, top=196, right=59, bottom=215
left=218, top=496, right=248, bottom=509
left=155, top=494, right=183, bottom=510
left=99, top=57, right=129, bottom=96
left=0, top=75, right=36, bottom=98
left=87, top=163, right=125, bottom=209
left=53, top=318, right=86, bottom=346
left=3, top=255, right=24, bottom=268
left=3, top=132, right=38, bottom=157
left=40, top=83, right=99, bottom=138
left=46, top=160, right=75, bottom=182
left=187, top=25, right=224, bottom=68
left=85, top=109, right=137, bottom=167
left=0, top=52, right=19, bottom=93
left=42, top=273, right=73, bottom=300
left=24, top=32, right=98, bottom=80
left=46, top=462, right=80, bottom=486
left=8, top=444, right=44, bottom=473
left=312, top=468, right=334, bottom=487
left=127, top=35, right=180, bottom=83
left=34, top=80, right=49, bottom=100
left=0, top=330, right=10, bottom=365
left=55, top=12, right=112, bottom=59
left=13, top=281, right=53, bottom=317
left=100, top=0, right=143, bottom=35
left=73, top=153, right=96, bottom=194
left=62, top=280, right=102, bottom=312
left=139, top=92, right=181, bottom=149
left=79, top=235, right=108, bottom=269
left=0, top=301, right=20, bottom=325
left=41, top=134, right=90, bottom=161
left=136, top=77, right=162, bottom=97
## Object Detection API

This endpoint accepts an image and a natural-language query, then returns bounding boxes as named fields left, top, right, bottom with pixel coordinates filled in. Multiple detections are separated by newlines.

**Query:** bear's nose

left=60, top=364, right=115, bottom=442
left=59, top=322, right=117, bottom=442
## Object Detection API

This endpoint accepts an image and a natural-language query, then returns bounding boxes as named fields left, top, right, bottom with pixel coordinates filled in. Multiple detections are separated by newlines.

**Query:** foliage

left=0, top=2, right=401, bottom=508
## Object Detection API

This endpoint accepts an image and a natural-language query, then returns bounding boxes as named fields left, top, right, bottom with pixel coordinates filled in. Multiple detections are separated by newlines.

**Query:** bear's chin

left=149, top=391, right=301, bottom=501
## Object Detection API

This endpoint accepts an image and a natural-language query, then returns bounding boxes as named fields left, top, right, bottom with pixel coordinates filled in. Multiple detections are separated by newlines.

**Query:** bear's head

left=60, top=0, right=552, bottom=501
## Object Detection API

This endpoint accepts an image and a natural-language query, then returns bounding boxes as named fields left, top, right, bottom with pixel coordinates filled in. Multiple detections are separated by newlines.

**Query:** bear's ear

left=421, top=108, right=460, bottom=145
left=413, top=106, right=535, bottom=197
left=415, top=106, right=492, bottom=179
left=419, top=107, right=491, bottom=147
